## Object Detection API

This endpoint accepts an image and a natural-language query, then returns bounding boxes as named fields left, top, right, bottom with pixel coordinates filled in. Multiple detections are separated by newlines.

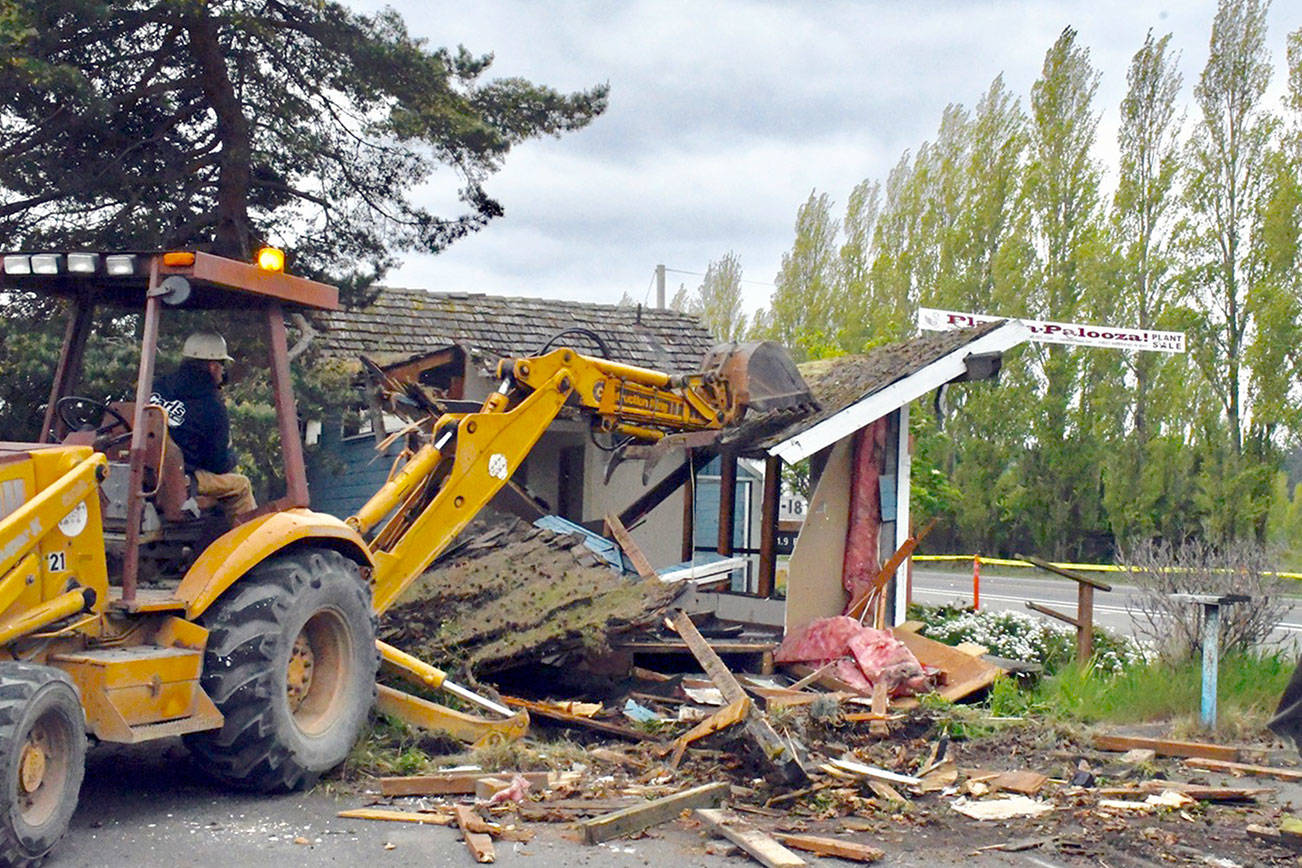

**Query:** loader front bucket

left=701, top=341, right=817, bottom=416
left=1269, top=656, right=1302, bottom=752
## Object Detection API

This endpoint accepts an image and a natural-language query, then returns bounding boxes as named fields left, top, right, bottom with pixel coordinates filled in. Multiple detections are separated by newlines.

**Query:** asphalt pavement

left=909, top=566, right=1302, bottom=648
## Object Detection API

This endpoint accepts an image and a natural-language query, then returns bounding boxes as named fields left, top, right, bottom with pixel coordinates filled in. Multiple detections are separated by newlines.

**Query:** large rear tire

left=184, top=548, right=376, bottom=792
left=0, top=663, right=85, bottom=867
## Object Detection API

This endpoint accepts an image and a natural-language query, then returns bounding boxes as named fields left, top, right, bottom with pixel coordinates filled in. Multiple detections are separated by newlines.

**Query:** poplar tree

left=682, top=252, right=749, bottom=342
left=764, top=191, right=841, bottom=361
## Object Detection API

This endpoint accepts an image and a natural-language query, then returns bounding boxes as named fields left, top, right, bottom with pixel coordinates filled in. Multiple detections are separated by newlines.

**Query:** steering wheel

left=55, top=396, right=131, bottom=437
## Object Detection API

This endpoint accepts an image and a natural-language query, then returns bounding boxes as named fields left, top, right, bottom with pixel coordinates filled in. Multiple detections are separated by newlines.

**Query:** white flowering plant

left=909, top=603, right=1146, bottom=676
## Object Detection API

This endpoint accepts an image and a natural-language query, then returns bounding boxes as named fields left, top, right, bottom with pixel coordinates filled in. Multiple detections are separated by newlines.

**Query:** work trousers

left=194, top=468, right=257, bottom=518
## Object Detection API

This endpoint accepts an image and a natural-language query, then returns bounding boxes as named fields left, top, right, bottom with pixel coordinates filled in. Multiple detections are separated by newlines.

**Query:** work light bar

left=67, top=253, right=99, bottom=274
left=1, top=255, right=30, bottom=275
left=30, top=252, right=63, bottom=273
left=104, top=255, right=137, bottom=276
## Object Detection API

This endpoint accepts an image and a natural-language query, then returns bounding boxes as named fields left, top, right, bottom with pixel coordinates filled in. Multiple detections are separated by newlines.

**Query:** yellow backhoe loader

left=0, top=249, right=811, bottom=865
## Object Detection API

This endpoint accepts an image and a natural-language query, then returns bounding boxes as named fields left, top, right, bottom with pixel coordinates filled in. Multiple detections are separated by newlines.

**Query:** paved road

left=910, top=566, right=1302, bottom=648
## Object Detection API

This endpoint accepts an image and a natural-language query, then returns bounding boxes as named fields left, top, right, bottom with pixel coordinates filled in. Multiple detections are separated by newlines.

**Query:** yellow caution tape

left=912, top=554, right=1302, bottom=581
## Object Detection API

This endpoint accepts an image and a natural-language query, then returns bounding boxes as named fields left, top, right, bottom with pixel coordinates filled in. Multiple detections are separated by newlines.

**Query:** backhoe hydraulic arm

left=351, top=347, right=747, bottom=614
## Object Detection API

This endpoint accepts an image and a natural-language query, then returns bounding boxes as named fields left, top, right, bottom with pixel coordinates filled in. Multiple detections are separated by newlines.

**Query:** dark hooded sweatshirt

left=151, top=360, right=234, bottom=474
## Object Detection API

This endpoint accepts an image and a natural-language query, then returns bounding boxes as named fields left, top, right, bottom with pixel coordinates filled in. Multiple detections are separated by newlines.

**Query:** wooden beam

left=695, top=809, right=807, bottom=868
left=1183, top=757, right=1302, bottom=781
left=682, top=447, right=695, bottom=561
left=336, top=808, right=453, bottom=825
left=669, top=611, right=809, bottom=785
left=1077, top=582, right=1094, bottom=663
left=619, top=449, right=715, bottom=530
left=1026, top=600, right=1080, bottom=628
left=454, top=805, right=495, bottom=863
left=604, top=512, right=656, bottom=578
left=1092, top=734, right=1239, bottom=762
left=1016, top=553, right=1113, bottom=591
left=757, top=455, right=781, bottom=598
left=579, top=782, right=729, bottom=844
left=718, top=452, right=737, bottom=556
left=771, top=832, right=884, bottom=863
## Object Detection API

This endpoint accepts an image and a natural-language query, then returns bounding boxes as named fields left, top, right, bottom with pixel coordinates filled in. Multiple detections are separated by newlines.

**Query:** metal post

left=121, top=262, right=164, bottom=603
left=680, top=448, right=695, bottom=562
left=266, top=303, right=309, bottom=507
left=972, top=555, right=980, bottom=610
left=1201, top=603, right=1221, bottom=730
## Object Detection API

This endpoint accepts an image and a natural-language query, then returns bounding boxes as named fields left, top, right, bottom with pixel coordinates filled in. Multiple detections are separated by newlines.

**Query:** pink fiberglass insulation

left=841, top=418, right=886, bottom=606
left=776, top=615, right=929, bottom=696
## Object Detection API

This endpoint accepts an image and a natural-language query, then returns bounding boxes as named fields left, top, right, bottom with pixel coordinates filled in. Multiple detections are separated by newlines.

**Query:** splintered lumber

left=380, top=770, right=552, bottom=797
left=1098, top=780, right=1273, bottom=801
left=669, top=697, right=751, bottom=768
left=772, top=832, right=884, bottom=863
left=336, top=808, right=453, bottom=825
left=695, top=809, right=807, bottom=868
left=1183, top=757, right=1302, bottom=781
left=889, top=628, right=1003, bottom=704
left=579, top=781, right=729, bottom=844
left=1092, top=734, right=1240, bottom=762
left=454, top=806, right=495, bottom=863
left=787, top=661, right=835, bottom=692
left=825, top=757, right=922, bottom=788
left=502, top=695, right=652, bottom=742
left=668, top=610, right=809, bottom=785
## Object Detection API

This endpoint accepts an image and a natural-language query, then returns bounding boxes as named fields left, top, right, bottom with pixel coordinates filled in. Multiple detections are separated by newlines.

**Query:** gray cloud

left=350, top=0, right=1296, bottom=314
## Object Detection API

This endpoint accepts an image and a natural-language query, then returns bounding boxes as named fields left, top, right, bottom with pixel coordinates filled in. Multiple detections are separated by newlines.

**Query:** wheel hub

left=286, top=631, right=315, bottom=712
left=18, top=740, right=45, bottom=795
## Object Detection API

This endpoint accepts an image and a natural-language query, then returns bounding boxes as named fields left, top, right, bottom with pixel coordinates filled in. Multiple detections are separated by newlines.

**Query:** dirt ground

left=357, top=710, right=1302, bottom=868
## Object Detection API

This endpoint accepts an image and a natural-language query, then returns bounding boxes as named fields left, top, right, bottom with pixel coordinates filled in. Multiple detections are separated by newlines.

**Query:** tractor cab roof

left=0, top=250, right=338, bottom=312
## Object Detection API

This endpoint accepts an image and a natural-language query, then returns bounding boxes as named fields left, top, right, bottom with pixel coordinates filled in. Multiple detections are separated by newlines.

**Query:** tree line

left=677, top=0, right=1302, bottom=562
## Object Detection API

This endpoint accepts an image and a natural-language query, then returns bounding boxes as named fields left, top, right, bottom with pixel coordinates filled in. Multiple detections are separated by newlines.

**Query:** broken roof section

left=765, top=320, right=1032, bottom=463
left=317, top=285, right=717, bottom=374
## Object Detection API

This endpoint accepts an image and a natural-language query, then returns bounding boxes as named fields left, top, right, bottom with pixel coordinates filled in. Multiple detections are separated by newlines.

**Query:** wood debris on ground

left=352, top=517, right=1302, bottom=867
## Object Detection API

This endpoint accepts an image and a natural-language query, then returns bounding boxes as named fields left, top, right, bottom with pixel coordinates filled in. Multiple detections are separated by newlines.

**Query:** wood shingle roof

left=317, top=286, right=718, bottom=374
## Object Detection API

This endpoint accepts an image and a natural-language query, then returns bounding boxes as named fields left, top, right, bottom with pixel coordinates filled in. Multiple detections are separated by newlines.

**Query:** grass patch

left=1033, top=650, right=1295, bottom=735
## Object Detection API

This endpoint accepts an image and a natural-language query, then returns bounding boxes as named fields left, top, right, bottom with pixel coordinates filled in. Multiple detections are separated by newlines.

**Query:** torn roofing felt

left=315, top=285, right=717, bottom=374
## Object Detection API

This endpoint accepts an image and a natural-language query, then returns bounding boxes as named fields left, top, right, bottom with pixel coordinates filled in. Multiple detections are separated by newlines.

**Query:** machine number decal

left=58, top=501, right=88, bottom=538
left=47, top=551, right=66, bottom=573
left=487, top=453, right=509, bottom=480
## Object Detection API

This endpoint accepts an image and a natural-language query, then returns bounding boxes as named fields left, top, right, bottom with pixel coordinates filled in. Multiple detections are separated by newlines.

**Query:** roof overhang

left=768, top=320, right=1031, bottom=464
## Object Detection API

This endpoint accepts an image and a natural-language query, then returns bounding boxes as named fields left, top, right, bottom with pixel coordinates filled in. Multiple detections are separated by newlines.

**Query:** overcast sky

left=345, top=1, right=1297, bottom=314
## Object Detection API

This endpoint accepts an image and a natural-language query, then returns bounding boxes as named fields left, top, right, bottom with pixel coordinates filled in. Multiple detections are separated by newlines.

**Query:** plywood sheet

left=784, top=439, right=853, bottom=636
left=889, top=626, right=1002, bottom=704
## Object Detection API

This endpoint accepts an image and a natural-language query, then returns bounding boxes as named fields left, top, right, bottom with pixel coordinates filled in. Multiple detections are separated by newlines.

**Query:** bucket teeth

left=700, top=341, right=817, bottom=416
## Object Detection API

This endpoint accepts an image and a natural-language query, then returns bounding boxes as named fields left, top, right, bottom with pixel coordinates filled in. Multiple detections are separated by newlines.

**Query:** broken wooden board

left=579, top=781, right=729, bottom=844
left=669, top=610, right=809, bottom=785
left=989, top=770, right=1049, bottom=795
left=890, top=627, right=1003, bottom=704
left=337, top=808, right=453, bottom=826
left=1093, top=734, right=1240, bottom=762
left=454, top=805, right=495, bottom=863
left=502, top=695, right=654, bottom=742
left=379, top=770, right=552, bottom=797
left=604, top=512, right=656, bottom=578
left=695, top=809, right=807, bottom=868
left=669, top=697, right=750, bottom=768
left=1097, top=780, right=1273, bottom=801
left=1183, top=757, right=1302, bottom=781
left=772, top=832, right=884, bottom=863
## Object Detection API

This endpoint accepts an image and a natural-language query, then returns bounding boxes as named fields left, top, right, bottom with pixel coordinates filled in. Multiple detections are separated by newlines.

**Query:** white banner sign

left=918, top=307, right=1185, bottom=353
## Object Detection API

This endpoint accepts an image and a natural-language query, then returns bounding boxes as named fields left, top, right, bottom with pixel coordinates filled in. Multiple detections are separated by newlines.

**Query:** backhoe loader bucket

left=1269, top=657, right=1302, bottom=751
left=701, top=341, right=816, bottom=416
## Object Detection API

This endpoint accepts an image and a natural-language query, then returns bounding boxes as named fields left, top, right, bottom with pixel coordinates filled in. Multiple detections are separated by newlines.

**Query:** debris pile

left=360, top=519, right=1302, bottom=866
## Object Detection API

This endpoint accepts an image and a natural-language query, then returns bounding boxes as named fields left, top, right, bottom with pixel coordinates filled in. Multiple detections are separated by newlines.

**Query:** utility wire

left=662, top=267, right=775, bottom=288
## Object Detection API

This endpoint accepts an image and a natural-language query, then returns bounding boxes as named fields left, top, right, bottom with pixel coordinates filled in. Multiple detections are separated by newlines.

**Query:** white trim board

left=768, top=321, right=1031, bottom=464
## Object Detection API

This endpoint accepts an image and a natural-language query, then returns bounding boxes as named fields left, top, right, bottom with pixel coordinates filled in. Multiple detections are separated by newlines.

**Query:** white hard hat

left=182, top=331, right=234, bottom=363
